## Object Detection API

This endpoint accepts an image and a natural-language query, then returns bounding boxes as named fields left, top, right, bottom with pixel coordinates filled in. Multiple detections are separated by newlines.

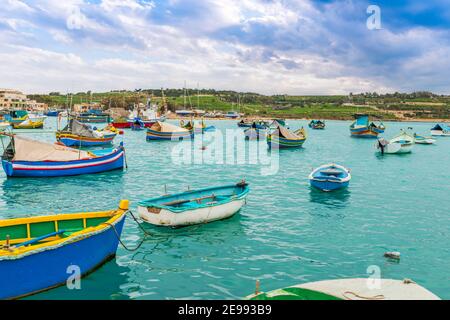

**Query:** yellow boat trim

left=0, top=200, right=129, bottom=258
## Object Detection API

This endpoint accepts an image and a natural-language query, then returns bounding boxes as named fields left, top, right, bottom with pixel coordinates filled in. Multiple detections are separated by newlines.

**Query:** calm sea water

left=0, top=119, right=448, bottom=300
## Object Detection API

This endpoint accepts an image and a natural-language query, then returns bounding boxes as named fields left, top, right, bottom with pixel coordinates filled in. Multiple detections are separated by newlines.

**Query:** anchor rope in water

left=103, top=210, right=154, bottom=252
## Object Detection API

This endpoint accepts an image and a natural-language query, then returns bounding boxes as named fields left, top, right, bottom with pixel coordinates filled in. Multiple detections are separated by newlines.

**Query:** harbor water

left=0, top=119, right=448, bottom=299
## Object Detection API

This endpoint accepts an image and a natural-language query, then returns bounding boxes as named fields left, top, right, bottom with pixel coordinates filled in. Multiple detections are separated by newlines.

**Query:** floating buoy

left=384, top=251, right=400, bottom=260
left=119, top=130, right=124, bottom=135
left=201, top=145, right=207, bottom=150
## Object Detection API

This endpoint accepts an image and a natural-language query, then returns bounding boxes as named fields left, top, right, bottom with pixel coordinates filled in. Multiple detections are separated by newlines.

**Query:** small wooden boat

left=3, top=110, right=29, bottom=124
left=309, top=163, right=351, bottom=192
left=75, top=110, right=110, bottom=123
left=146, top=121, right=193, bottom=141
left=267, top=125, right=306, bottom=149
left=414, top=133, right=436, bottom=145
left=56, top=119, right=117, bottom=147
left=246, top=278, right=440, bottom=300
left=430, top=123, right=450, bottom=136
left=12, top=118, right=45, bottom=129
left=1, top=135, right=125, bottom=177
left=350, top=114, right=385, bottom=138
left=225, top=111, right=240, bottom=119
left=376, top=130, right=414, bottom=154
left=138, top=181, right=249, bottom=227
left=0, top=200, right=129, bottom=300
left=131, top=118, right=145, bottom=131
left=45, top=109, right=61, bottom=117
left=309, top=120, right=325, bottom=129
left=238, top=119, right=252, bottom=128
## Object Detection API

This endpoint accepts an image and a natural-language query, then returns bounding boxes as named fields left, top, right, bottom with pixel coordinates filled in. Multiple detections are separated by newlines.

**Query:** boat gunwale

left=138, top=183, right=250, bottom=213
left=308, top=163, right=351, bottom=183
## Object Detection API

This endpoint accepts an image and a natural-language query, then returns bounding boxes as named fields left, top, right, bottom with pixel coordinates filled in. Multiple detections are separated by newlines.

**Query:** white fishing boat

left=138, top=181, right=249, bottom=227
left=414, top=133, right=436, bottom=145
left=376, top=130, right=414, bottom=154
left=246, top=278, right=440, bottom=300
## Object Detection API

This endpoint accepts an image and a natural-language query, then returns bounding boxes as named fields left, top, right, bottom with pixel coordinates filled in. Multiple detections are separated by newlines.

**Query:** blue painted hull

left=146, top=128, right=194, bottom=141
left=58, top=137, right=114, bottom=147
left=46, top=111, right=60, bottom=116
left=2, top=147, right=125, bottom=177
left=310, top=180, right=349, bottom=192
left=0, top=215, right=125, bottom=300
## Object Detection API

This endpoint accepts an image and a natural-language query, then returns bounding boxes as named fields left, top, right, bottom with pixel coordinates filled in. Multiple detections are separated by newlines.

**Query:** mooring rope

left=342, top=291, right=385, bottom=300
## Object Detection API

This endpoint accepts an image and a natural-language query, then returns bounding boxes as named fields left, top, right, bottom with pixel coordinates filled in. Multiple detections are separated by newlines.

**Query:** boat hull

left=146, top=129, right=194, bottom=141
left=56, top=133, right=116, bottom=147
left=267, top=135, right=305, bottom=148
left=138, top=199, right=245, bottom=227
left=2, top=147, right=125, bottom=178
left=350, top=127, right=379, bottom=138
left=0, top=214, right=125, bottom=300
left=310, top=180, right=349, bottom=192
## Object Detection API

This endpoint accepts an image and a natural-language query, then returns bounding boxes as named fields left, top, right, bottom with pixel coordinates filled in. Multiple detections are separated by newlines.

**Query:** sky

left=0, top=0, right=449, bottom=95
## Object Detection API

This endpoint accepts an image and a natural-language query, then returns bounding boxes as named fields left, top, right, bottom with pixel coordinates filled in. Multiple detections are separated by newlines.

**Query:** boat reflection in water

left=309, top=188, right=351, bottom=211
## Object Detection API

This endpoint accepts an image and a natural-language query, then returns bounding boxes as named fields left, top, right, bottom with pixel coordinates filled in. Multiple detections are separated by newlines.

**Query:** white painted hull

left=431, top=130, right=450, bottom=136
left=138, top=199, right=245, bottom=227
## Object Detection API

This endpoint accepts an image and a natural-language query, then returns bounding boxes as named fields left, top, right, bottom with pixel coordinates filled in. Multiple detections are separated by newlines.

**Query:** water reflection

left=24, top=259, right=130, bottom=300
left=309, top=187, right=351, bottom=210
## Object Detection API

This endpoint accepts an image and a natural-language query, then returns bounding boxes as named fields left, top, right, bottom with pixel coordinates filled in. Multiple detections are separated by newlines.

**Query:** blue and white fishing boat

left=138, top=181, right=249, bottom=227
left=267, top=125, right=306, bottom=149
left=376, top=130, right=414, bottom=154
left=0, top=200, right=128, bottom=300
left=131, top=117, right=145, bottom=131
left=1, top=135, right=125, bottom=177
left=430, top=123, right=450, bottom=136
left=414, top=133, right=436, bottom=145
left=309, top=164, right=351, bottom=192
left=350, top=114, right=385, bottom=138
left=146, top=121, right=193, bottom=141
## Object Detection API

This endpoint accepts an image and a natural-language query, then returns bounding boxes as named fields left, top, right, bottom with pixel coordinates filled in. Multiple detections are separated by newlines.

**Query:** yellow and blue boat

left=267, top=125, right=307, bottom=149
left=56, top=119, right=117, bottom=147
left=3, top=110, right=29, bottom=124
left=350, top=114, right=385, bottom=138
left=0, top=200, right=129, bottom=300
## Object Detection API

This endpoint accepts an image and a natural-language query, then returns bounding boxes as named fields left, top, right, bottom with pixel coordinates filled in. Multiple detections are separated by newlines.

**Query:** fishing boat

left=1, top=135, right=125, bottom=177
left=246, top=278, right=440, bottom=300
left=3, top=110, right=29, bottom=124
left=238, top=119, right=252, bottom=128
left=75, top=110, right=110, bottom=123
left=45, top=109, right=61, bottom=117
left=0, top=200, right=128, bottom=300
left=130, top=118, right=145, bottom=131
left=267, top=125, right=307, bottom=149
left=414, top=133, right=436, bottom=145
left=138, top=181, right=249, bottom=227
left=225, top=111, right=240, bottom=119
left=111, top=117, right=131, bottom=129
left=376, top=130, right=414, bottom=154
left=244, top=123, right=267, bottom=140
left=193, top=120, right=215, bottom=134
left=146, top=121, right=193, bottom=141
left=56, top=119, right=117, bottom=147
left=350, top=114, right=385, bottom=138
left=309, top=120, right=325, bottom=129
left=430, top=123, right=450, bottom=136
left=12, top=118, right=45, bottom=129
left=309, top=163, right=351, bottom=192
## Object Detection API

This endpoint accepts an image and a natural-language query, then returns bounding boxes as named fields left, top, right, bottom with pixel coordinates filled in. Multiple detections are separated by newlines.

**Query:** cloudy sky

left=0, top=0, right=449, bottom=95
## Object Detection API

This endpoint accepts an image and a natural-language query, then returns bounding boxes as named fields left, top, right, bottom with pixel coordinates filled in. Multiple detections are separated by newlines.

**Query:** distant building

left=73, top=103, right=102, bottom=113
left=26, top=100, right=48, bottom=111
left=0, top=88, right=28, bottom=109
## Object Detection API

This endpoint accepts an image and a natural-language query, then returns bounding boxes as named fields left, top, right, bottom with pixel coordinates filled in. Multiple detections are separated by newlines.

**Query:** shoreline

left=167, top=115, right=448, bottom=123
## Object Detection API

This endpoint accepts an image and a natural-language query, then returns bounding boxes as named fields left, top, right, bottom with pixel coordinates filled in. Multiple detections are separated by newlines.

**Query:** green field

left=27, top=90, right=450, bottom=120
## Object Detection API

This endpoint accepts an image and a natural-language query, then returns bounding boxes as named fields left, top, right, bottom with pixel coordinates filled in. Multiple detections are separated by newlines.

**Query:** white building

left=0, top=89, right=28, bottom=109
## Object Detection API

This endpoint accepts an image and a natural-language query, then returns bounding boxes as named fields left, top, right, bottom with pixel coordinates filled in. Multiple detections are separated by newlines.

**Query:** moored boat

left=138, top=181, right=249, bottom=227
left=430, top=123, right=450, bottom=136
left=45, top=109, right=61, bottom=116
left=0, top=200, right=128, bottom=300
left=309, top=163, right=351, bottom=192
left=350, top=114, right=385, bottom=138
left=131, top=117, right=145, bottom=131
left=146, top=121, right=193, bottom=141
left=56, top=119, right=117, bottom=147
left=376, top=130, right=414, bottom=154
left=193, top=120, right=215, bottom=134
left=414, top=133, right=436, bottom=145
left=3, top=110, right=29, bottom=124
left=309, top=120, right=326, bottom=129
left=244, top=123, right=267, bottom=140
left=12, top=118, right=45, bottom=129
left=74, top=110, right=110, bottom=123
left=246, top=278, right=440, bottom=300
left=267, top=125, right=306, bottom=149
left=1, top=135, right=125, bottom=177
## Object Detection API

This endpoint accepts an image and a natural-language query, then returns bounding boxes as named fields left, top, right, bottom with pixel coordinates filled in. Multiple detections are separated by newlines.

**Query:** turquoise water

left=1, top=119, right=449, bottom=300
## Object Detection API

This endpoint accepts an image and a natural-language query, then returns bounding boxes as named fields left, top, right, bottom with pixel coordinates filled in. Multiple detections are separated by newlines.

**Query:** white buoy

left=384, top=251, right=401, bottom=259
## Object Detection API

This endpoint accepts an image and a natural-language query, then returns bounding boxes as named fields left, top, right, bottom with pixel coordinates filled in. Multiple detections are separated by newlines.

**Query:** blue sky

left=0, top=0, right=449, bottom=94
